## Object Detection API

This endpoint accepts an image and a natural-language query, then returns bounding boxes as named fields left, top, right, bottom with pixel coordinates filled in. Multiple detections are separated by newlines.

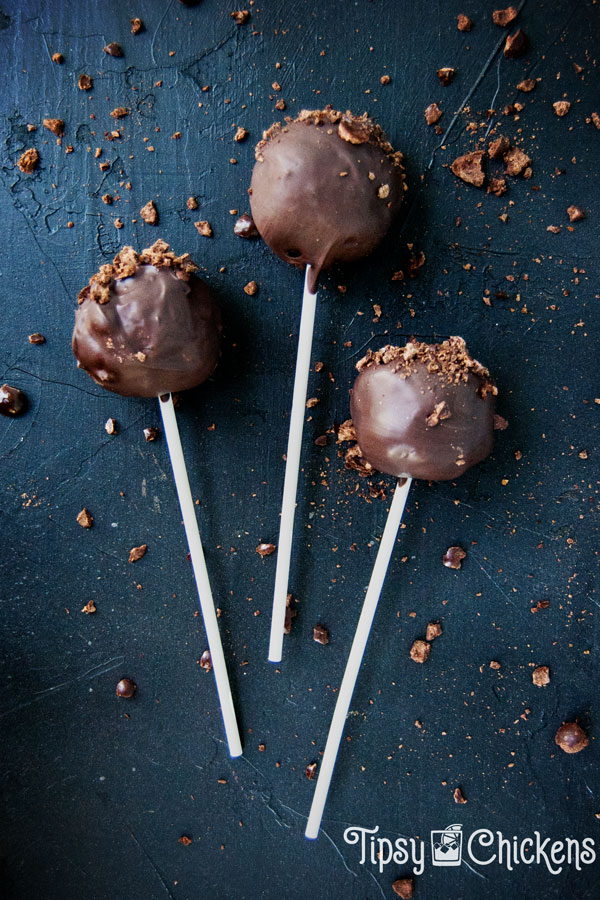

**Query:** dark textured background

left=0, top=1, right=598, bottom=898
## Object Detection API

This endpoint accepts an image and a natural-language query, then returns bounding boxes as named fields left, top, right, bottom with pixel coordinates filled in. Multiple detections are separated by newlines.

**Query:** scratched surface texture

left=0, top=1, right=598, bottom=898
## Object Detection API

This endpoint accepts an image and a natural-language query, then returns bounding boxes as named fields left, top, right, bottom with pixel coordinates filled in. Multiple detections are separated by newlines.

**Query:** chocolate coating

left=73, top=266, right=221, bottom=398
left=250, top=110, right=405, bottom=291
left=350, top=339, right=497, bottom=481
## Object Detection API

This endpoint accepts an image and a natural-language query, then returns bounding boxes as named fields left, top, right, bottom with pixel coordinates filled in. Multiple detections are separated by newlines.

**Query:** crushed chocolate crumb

left=493, top=414, right=509, bottom=430
left=305, top=762, right=318, bottom=780
left=504, top=146, right=531, bottom=176
left=567, top=204, right=585, bottom=222
left=284, top=594, right=297, bottom=634
left=451, top=150, right=485, bottom=187
left=76, top=508, right=94, bottom=528
left=194, top=220, right=213, bottom=237
left=488, top=136, right=510, bottom=159
left=104, top=417, right=118, bottom=435
left=313, top=624, right=329, bottom=645
left=110, top=107, right=129, bottom=119
left=426, top=401, right=451, bottom=427
left=81, top=600, right=96, bottom=614
left=517, top=78, right=536, bottom=92
left=532, top=665, right=550, bottom=686
left=231, top=10, right=250, bottom=24
left=457, top=13, right=472, bottom=31
left=234, top=126, right=249, bottom=142
left=28, top=332, right=46, bottom=344
left=437, top=67, right=456, bottom=86
left=454, top=787, right=468, bottom=804
left=492, top=6, right=518, bottom=26
left=52, top=52, right=64, bottom=64
left=17, top=148, right=39, bottom=173
left=553, top=100, right=571, bottom=117
left=128, top=544, right=147, bottom=563
left=426, top=621, right=443, bottom=641
left=443, top=546, right=466, bottom=569
left=143, top=426, right=158, bottom=441
left=274, top=98, right=286, bottom=111
left=591, top=112, right=600, bottom=130
left=410, top=640, right=431, bottom=663
left=243, top=280, right=259, bottom=295
left=380, top=74, right=391, bottom=85
left=78, top=73, right=93, bottom=91
left=130, top=17, right=144, bottom=34
left=140, top=200, right=158, bottom=225
left=103, top=42, right=123, bottom=57
left=546, top=225, right=561, bottom=234
left=504, top=29, right=528, bottom=58
left=200, top=650, right=212, bottom=672
left=424, top=103, right=443, bottom=125
left=256, top=542, right=276, bottom=558
left=489, top=660, right=501, bottom=670
left=487, top=177, right=507, bottom=196
left=178, top=835, right=192, bottom=846
left=337, top=419, right=357, bottom=443
left=43, top=118, right=64, bottom=136
left=187, top=196, right=198, bottom=210
left=392, top=878, right=414, bottom=899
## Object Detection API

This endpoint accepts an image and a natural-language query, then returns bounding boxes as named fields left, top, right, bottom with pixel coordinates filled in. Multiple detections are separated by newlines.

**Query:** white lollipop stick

left=305, top=477, right=412, bottom=839
left=268, top=266, right=318, bottom=663
left=159, top=393, right=242, bottom=758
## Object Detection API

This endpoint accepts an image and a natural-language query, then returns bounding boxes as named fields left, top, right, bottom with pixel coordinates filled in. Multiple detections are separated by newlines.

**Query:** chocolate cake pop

left=250, top=107, right=406, bottom=291
left=73, top=240, right=221, bottom=398
left=350, top=337, right=497, bottom=481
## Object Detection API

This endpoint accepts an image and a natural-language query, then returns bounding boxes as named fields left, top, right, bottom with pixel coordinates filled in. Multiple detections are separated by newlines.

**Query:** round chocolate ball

left=73, top=242, right=221, bottom=398
left=350, top=337, right=497, bottom=481
left=250, top=108, right=406, bottom=291
left=115, top=678, right=136, bottom=698
left=0, top=384, right=28, bottom=417
left=555, top=722, right=589, bottom=754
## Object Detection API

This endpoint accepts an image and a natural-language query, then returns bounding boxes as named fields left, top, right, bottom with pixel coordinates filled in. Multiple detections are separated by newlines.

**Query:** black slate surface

left=0, top=1, right=598, bottom=898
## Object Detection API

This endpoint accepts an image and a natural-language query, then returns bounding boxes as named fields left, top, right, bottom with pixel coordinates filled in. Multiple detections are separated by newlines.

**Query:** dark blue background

left=0, top=1, right=598, bottom=898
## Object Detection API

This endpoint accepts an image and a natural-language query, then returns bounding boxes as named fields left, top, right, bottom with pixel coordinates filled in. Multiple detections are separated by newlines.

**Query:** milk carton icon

left=430, top=824, right=463, bottom=866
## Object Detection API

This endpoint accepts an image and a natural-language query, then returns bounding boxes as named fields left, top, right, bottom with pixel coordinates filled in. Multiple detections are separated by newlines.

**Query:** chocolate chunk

left=555, top=722, right=589, bottom=754
left=103, top=42, right=123, bottom=57
left=504, top=146, right=531, bottom=176
left=128, top=544, right=147, bottom=563
left=18, top=148, right=39, bottom=173
left=492, top=6, right=518, bottom=26
left=144, top=426, right=159, bottom=441
left=0, top=384, right=27, bottom=418
left=453, top=786, right=468, bottom=804
left=76, top=508, right=93, bottom=528
left=243, top=280, right=259, bottom=296
left=78, top=73, right=93, bottom=91
left=81, top=600, right=97, bottom=614
left=566, top=205, right=586, bottom=222
left=305, top=762, right=318, bottom=780
left=426, top=621, right=443, bottom=641
left=231, top=9, right=250, bottom=23
left=234, top=213, right=258, bottom=238
left=532, top=665, right=550, bottom=686
left=443, top=546, right=466, bottom=569
left=392, top=877, right=414, bottom=899
left=194, top=220, right=213, bottom=237
left=234, top=126, right=249, bottom=142
left=140, top=200, right=158, bottom=224
left=553, top=100, right=571, bottom=117
left=488, top=136, right=510, bottom=159
left=178, top=835, right=192, bottom=846
left=256, top=542, right=276, bottom=557
left=104, top=417, right=118, bottom=435
left=504, top=29, right=528, bottom=58
left=187, top=197, right=198, bottom=210
left=547, top=225, right=561, bottom=234
left=410, top=639, right=431, bottom=663
left=517, top=78, right=536, bottom=92
left=313, top=624, right=330, bottom=645
left=130, top=18, right=144, bottom=34
left=110, top=107, right=129, bottom=119
left=28, top=332, right=46, bottom=344
left=457, top=13, right=472, bottom=31
left=284, top=594, right=297, bottom=634
left=115, top=678, right=136, bottom=698
left=200, top=650, right=212, bottom=672
left=43, top=118, right=64, bottom=136
left=437, top=67, right=456, bottom=86
left=338, top=115, right=372, bottom=144
left=424, top=103, right=443, bottom=125
left=380, top=74, right=391, bottom=85
left=450, top=150, right=485, bottom=187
